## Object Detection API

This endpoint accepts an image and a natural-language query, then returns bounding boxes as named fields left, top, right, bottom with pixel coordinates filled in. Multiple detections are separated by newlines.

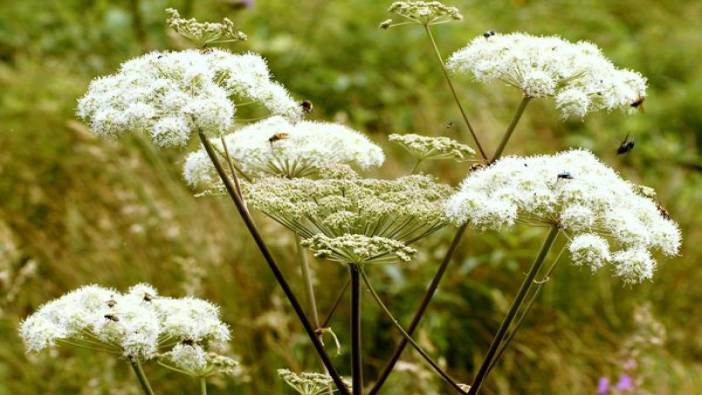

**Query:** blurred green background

left=1, top=0, right=701, bottom=394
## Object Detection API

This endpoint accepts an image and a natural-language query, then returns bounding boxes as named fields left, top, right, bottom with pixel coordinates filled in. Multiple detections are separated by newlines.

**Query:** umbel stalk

left=467, top=226, right=560, bottom=395
left=129, top=357, right=155, bottom=395
left=198, top=132, right=350, bottom=395
left=350, top=264, right=363, bottom=395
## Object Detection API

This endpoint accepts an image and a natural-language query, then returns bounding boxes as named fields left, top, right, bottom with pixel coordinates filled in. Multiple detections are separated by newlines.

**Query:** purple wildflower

left=598, top=377, right=610, bottom=395
left=615, top=375, right=635, bottom=392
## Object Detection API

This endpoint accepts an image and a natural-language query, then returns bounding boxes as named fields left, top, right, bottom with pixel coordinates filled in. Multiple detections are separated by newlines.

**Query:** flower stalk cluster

left=166, top=8, right=247, bottom=47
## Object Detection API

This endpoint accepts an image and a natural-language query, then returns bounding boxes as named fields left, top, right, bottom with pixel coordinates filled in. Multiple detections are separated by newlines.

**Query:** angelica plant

left=20, top=283, right=234, bottom=395
left=389, top=133, right=475, bottom=172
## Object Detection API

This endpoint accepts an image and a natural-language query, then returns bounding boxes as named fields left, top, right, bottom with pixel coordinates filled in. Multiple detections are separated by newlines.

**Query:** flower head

left=387, top=1, right=462, bottom=26
left=447, top=33, right=647, bottom=118
left=278, top=369, right=351, bottom=395
left=20, top=284, right=231, bottom=360
left=301, top=234, right=417, bottom=265
left=244, top=171, right=452, bottom=263
left=183, top=116, right=384, bottom=185
left=166, top=8, right=247, bottom=47
left=77, top=50, right=300, bottom=147
left=161, top=343, right=240, bottom=378
left=389, top=133, right=475, bottom=162
left=445, top=149, right=680, bottom=283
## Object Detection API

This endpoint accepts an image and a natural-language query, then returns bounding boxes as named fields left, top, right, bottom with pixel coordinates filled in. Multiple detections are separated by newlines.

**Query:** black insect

left=301, top=100, right=313, bottom=113
left=143, top=293, right=153, bottom=302
left=446, top=121, right=454, bottom=129
left=630, top=96, right=645, bottom=109
left=268, top=132, right=289, bottom=144
left=469, top=163, right=486, bottom=173
left=104, top=314, right=120, bottom=322
left=107, top=299, right=117, bottom=308
left=182, top=339, right=195, bottom=346
left=656, top=202, right=671, bottom=220
left=617, top=133, right=635, bottom=155
left=557, top=172, right=574, bottom=180
left=483, top=30, right=496, bottom=38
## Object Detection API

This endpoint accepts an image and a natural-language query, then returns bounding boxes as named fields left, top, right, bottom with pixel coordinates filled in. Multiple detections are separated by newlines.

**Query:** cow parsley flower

left=244, top=171, right=452, bottom=264
left=447, top=33, right=647, bottom=119
left=389, top=133, right=475, bottom=162
left=445, top=150, right=680, bottom=283
left=278, top=369, right=351, bottom=395
left=19, top=284, right=231, bottom=360
left=77, top=50, right=301, bottom=147
left=387, top=1, right=463, bottom=25
left=166, top=8, right=247, bottom=47
left=183, top=116, right=385, bottom=186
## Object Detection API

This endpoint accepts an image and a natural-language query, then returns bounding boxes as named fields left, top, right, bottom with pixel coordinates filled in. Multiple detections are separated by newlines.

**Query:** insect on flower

left=268, top=132, right=289, bottom=144
left=630, top=96, right=645, bottom=109
left=617, top=133, right=635, bottom=155
left=557, top=172, right=574, bottom=180
left=301, top=100, right=313, bottom=113
left=483, top=30, right=496, bottom=38
left=104, top=314, right=120, bottom=322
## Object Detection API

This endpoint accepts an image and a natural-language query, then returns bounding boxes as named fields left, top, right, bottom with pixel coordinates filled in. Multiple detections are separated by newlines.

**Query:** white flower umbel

left=19, top=283, right=231, bottom=360
left=445, top=150, right=680, bottom=283
left=77, top=50, right=301, bottom=147
left=389, top=133, right=475, bottom=162
left=160, top=343, right=240, bottom=378
left=278, top=369, right=351, bottom=395
left=387, top=1, right=462, bottom=26
left=244, top=170, right=452, bottom=264
left=447, top=33, right=647, bottom=119
left=183, top=116, right=385, bottom=185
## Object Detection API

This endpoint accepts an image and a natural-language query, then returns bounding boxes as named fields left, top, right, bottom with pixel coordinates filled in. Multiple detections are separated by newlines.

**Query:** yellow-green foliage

left=1, top=0, right=702, bottom=394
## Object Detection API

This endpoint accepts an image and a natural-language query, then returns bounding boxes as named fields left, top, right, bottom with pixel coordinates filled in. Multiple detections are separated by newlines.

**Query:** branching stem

left=198, top=132, right=350, bottom=395
left=129, top=357, right=155, bottom=395
left=491, top=96, right=532, bottom=163
left=467, top=226, right=559, bottom=395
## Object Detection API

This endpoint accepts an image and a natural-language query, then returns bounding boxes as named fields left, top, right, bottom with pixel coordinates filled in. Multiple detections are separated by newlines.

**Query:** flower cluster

left=160, top=343, right=240, bottom=378
left=389, top=133, right=475, bottom=162
left=445, top=150, right=680, bottom=283
left=278, top=369, right=351, bottom=395
left=387, top=1, right=462, bottom=25
left=301, top=234, right=417, bottom=265
left=447, top=33, right=647, bottom=118
left=77, top=49, right=301, bottom=147
left=166, top=8, right=247, bottom=47
left=19, top=284, right=230, bottom=361
left=244, top=171, right=452, bottom=264
left=183, top=116, right=385, bottom=185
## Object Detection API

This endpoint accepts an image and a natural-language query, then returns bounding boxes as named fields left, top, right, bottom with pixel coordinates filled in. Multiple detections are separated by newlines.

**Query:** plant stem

left=200, top=378, right=207, bottom=395
left=198, top=132, right=350, bottom=395
left=490, top=96, right=531, bottom=163
left=424, top=25, right=487, bottom=161
left=369, top=224, right=467, bottom=394
left=129, top=357, right=155, bottom=395
left=296, top=234, right=322, bottom=336
left=321, top=277, right=350, bottom=328
left=486, top=245, right=566, bottom=374
left=360, top=268, right=467, bottom=394
left=350, top=264, right=363, bottom=395
left=467, top=226, right=559, bottom=395
left=410, top=158, right=424, bottom=174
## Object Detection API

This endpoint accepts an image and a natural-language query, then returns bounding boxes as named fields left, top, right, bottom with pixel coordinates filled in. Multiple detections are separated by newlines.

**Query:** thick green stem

left=424, top=25, right=488, bottom=161
left=198, top=132, right=350, bottom=395
left=200, top=378, right=207, bottom=395
left=410, top=158, right=424, bottom=174
left=360, top=268, right=467, bottom=394
left=490, top=96, right=532, bottom=163
left=369, top=224, right=467, bottom=394
left=129, top=357, right=155, bottom=395
left=350, top=264, right=363, bottom=395
left=467, top=226, right=560, bottom=395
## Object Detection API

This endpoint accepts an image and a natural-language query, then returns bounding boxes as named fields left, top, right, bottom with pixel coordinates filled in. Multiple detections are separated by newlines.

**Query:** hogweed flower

left=19, top=283, right=230, bottom=360
left=166, top=8, right=247, bottom=47
left=447, top=33, right=647, bottom=119
left=445, top=149, right=680, bottom=283
left=77, top=50, right=301, bottom=147
left=278, top=369, right=351, bottom=395
left=387, top=1, right=463, bottom=27
left=183, top=116, right=384, bottom=185
left=160, top=343, right=240, bottom=378
left=301, top=234, right=417, bottom=265
left=389, top=133, right=475, bottom=162
left=244, top=170, right=452, bottom=263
